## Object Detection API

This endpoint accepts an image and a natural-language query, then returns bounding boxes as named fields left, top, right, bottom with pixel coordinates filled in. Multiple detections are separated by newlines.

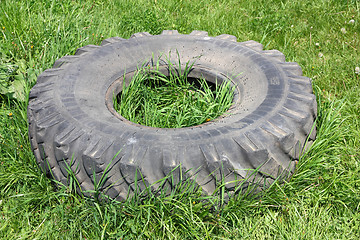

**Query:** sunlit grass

left=114, top=58, right=234, bottom=128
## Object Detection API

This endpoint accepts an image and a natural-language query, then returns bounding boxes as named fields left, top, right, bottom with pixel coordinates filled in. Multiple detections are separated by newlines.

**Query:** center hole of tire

left=111, top=66, right=237, bottom=128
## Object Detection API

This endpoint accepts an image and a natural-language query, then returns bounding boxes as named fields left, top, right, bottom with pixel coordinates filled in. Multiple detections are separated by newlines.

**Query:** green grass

left=114, top=57, right=235, bottom=128
left=0, top=0, right=359, bottom=239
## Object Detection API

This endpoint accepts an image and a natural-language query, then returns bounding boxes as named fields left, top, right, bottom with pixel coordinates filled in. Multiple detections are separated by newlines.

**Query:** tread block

left=200, top=143, right=222, bottom=175
left=288, top=76, right=313, bottom=94
left=189, top=30, right=209, bottom=36
left=83, top=135, right=102, bottom=157
left=281, top=105, right=309, bottom=123
left=162, top=146, right=194, bottom=190
left=261, top=119, right=295, bottom=153
left=83, top=156, right=106, bottom=177
left=81, top=140, right=119, bottom=187
left=37, top=112, right=64, bottom=129
left=262, top=50, right=286, bottom=62
left=130, top=32, right=152, bottom=38
left=256, top=157, right=283, bottom=179
left=83, top=137, right=114, bottom=161
left=217, top=139, right=250, bottom=177
left=28, top=97, right=54, bottom=113
left=288, top=91, right=316, bottom=105
left=53, top=55, right=79, bottom=68
left=55, top=126, right=84, bottom=146
left=200, top=143, right=242, bottom=189
left=54, top=125, right=83, bottom=161
left=120, top=170, right=150, bottom=194
left=233, top=131, right=287, bottom=179
left=249, top=129, right=291, bottom=179
left=179, top=145, right=215, bottom=194
left=75, top=45, right=100, bottom=55
left=215, top=34, right=237, bottom=42
left=162, top=147, right=180, bottom=175
left=101, top=37, right=125, bottom=46
left=239, top=40, right=263, bottom=51
left=31, top=80, right=55, bottom=90
left=29, top=82, right=54, bottom=98
left=279, top=62, right=303, bottom=75
left=119, top=145, right=150, bottom=187
left=139, top=147, right=165, bottom=189
left=162, top=148, right=177, bottom=167
left=251, top=128, right=295, bottom=174
left=161, top=30, right=179, bottom=35
left=286, top=140, right=301, bottom=159
left=280, top=106, right=315, bottom=140
left=54, top=125, right=76, bottom=146
left=36, top=69, right=62, bottom=84
left=233, top=134, right=270, bottom=170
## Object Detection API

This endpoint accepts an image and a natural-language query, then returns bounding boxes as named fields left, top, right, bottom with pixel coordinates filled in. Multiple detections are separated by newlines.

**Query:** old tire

left=28, top=30, right=317, bottom=200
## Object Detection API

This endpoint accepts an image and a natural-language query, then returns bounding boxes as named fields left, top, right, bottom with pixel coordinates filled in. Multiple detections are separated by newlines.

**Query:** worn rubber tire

left=28, top=30, right=317, bottom=200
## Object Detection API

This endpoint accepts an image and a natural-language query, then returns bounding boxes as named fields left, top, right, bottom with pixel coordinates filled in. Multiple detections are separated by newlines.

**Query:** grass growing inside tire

left=114, top=59, right=235, bottom=128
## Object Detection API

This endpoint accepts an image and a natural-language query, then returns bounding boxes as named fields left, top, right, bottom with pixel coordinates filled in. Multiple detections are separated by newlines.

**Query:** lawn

left=0, top=0, right=359, bottom=239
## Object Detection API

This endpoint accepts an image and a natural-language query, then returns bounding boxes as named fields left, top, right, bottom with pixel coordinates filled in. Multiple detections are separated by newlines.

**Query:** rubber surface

left=28, top=30, right=317, bottom=200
